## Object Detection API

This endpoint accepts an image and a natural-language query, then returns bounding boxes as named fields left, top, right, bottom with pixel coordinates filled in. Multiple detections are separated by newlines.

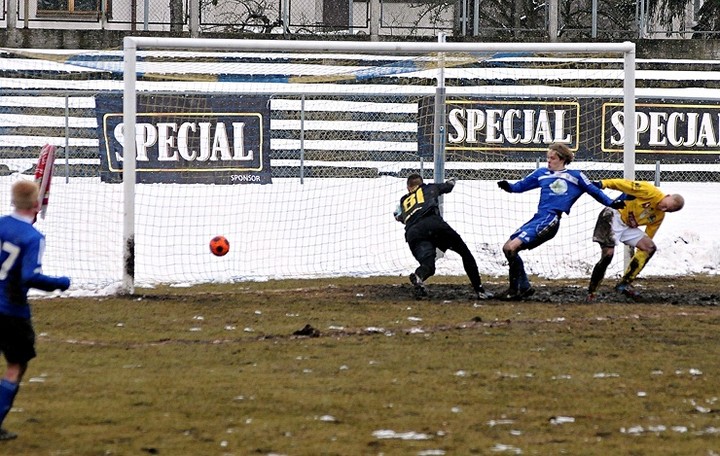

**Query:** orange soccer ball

left=209, top=235, right=230, bottom=256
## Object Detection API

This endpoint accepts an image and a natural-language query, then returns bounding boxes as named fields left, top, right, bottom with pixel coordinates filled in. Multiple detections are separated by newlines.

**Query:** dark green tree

left=646, top=0, right=720, bottom=37
left=692, top=0, right=720, bottom=37
left=557, top=0, right=637, bottom=39
left=646, top=0, right=689, bottom=31
left=454, top=0, right=639, bottom=39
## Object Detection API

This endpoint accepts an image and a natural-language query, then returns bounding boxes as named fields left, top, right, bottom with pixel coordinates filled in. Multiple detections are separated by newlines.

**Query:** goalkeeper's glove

left=497, top=180, right=512, bottom=192
left=609, top=198, right=626, bottom=210
left=446, top=177, right=457, bottom=187
left=393, top=204, right=403, bottom=222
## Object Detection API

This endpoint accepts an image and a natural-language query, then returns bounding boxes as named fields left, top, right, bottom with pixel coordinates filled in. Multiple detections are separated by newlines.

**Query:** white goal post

left=121, top=37, right=636, bottom=294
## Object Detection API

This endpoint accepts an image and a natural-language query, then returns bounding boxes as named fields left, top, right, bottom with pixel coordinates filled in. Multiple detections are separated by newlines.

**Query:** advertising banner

left=603, top=102, right=720, bottom=155
left=96, top=94, right=272, bottom=184
left=418, top=97, right=720, bottom=163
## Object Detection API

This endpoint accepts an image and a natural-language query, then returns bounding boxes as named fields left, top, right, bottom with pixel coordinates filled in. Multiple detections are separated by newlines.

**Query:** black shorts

left=0, top=314, right=37, bottom=364
left=405, top=215, right=464, bottom=262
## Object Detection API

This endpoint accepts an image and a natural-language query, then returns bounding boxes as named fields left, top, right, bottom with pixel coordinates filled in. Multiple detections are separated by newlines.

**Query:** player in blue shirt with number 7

left=0, top=180, right=70, bottom=441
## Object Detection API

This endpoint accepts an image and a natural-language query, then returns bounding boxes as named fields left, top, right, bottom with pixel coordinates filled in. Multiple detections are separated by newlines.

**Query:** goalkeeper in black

left=394, top=173, right=493, bottom=300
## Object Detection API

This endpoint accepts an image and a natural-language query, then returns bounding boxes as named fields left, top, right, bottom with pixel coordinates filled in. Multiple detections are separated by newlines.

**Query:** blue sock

left=0, top=379, right=19, bottom=427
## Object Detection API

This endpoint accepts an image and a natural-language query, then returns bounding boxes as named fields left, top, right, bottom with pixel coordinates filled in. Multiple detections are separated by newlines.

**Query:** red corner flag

left=34, top=144, right=56, bottom=221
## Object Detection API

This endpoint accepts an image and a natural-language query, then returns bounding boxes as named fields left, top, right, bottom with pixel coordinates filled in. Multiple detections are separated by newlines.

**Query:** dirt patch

left=130, top=274, right=720, bottom=307
left=367, top=275, right=720, bottom=306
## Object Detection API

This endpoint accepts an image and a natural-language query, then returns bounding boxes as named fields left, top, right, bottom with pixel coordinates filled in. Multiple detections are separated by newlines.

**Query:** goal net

left=115, top=38, right=635, bottom=293
left=0, top=40, right=637, bottom=294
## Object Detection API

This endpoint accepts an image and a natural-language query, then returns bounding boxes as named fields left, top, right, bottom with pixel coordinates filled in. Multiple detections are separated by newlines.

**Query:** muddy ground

left=371, top=275, right=720, bottom=306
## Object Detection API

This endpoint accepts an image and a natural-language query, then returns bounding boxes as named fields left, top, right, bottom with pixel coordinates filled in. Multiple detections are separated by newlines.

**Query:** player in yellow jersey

left=587, top=179, right=684, bottom=300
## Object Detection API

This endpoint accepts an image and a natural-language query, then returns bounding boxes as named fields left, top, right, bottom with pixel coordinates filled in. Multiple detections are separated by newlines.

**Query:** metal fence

left=0, top=0, right=712, bottom=39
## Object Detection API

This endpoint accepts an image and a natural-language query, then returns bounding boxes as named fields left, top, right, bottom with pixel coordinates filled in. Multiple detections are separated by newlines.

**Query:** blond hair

left=548, top=143, right=574, bottom=165
left=11, top=180, right=39, bottom=211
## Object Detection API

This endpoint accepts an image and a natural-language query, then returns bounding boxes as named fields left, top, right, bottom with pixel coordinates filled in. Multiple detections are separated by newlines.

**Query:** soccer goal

left=113, top=38, right=637, bottom=293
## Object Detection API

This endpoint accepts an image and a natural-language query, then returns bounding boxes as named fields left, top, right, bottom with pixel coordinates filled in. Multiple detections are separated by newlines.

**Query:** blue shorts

left=510, top=211, right=561, bottom=250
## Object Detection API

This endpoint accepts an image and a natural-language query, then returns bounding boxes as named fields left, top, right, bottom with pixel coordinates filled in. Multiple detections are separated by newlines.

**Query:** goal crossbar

left=124, top=37, right=636, bottom=54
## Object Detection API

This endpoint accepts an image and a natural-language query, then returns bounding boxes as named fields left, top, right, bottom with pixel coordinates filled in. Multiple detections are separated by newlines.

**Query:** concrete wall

left=2, top=28, right=720, bottom=60
left=635, top=38, right=720, bottom=59
left=0, top=29, right=186, bottom=50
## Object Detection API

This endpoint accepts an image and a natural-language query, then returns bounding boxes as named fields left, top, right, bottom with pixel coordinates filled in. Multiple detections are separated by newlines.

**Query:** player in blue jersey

left=395, top=173, right=493, bottom=300
left=0, top=180, right=70, bottom=441
left=496, top=143, right=626, bottom=301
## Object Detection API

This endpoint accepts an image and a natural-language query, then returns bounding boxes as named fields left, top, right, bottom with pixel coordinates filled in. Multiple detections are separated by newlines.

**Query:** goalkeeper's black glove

left=497, top=180, right=512, bottom=192
left=609, top=198, right=626, bottom=210
left=446, top=177, right=457, bottom=187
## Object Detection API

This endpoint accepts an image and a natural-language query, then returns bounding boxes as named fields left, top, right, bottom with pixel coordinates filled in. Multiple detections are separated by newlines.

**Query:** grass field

left=3, top=275, right=720, bottom=456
